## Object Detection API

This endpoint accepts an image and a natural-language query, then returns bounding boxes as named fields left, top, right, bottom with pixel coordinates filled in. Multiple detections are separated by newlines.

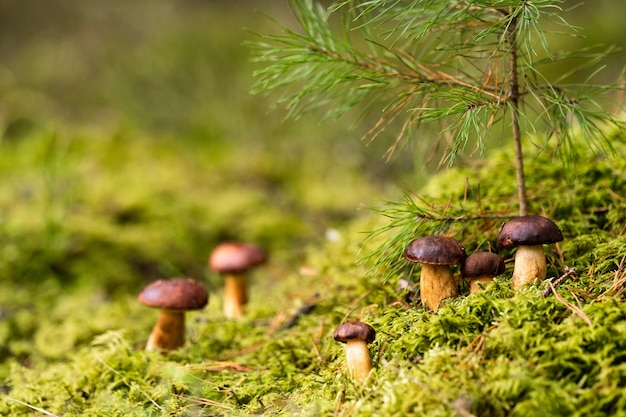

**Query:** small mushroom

left=403, top=236, right=466, bottom=311
left=497, top=215, right=563, bottom=289
left=209, top=242, right=267, bottom=319
left=461, top=252, right=506, bottom=293
left=138, top=278, right=208, bottom=352
left=333, top=321, right=376, bottom=381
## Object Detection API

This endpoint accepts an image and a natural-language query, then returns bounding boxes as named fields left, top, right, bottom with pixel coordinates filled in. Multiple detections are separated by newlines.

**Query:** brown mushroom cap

left=461, top=252, right=506, bottom=278
left=498, top=215, right=563, bottom=249
left=334, top=321, right=376, bottom=344
left=209, top=242, right=267, bottom=273
left=403, top=236, right=466, bottom=266
left=138, top=278, right=208, bottom=311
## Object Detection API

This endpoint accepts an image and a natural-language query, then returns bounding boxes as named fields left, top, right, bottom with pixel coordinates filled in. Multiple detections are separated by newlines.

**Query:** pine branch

left=360, top=192, right=516, bottom=282
left=251, top=0, right=625, bottom=215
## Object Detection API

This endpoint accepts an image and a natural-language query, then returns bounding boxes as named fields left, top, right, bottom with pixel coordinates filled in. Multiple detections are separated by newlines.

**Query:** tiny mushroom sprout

left=403, top=236, right=466, bottom=311
left=209, top=242, right=267, bottom=319
left=497, top=215, right=564, bottom=290
left=138, top=278, right=208, bottom=352
left=333, top=321, right=376, bottom=382
left=461, top=252, right=506, bottom=293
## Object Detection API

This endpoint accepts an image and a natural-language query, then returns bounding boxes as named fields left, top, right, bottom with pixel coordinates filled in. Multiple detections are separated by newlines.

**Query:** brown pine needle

left=180, top=361, right=260, bottom=373
left=177, top=394, right=234, bottom=410
left=218, top=342, right=267, bottom=361
left=548, top=281, right=593, bottom=328
left=5, top=398, right=59, bottom=417
left=602, top=254, right=626, bottom=298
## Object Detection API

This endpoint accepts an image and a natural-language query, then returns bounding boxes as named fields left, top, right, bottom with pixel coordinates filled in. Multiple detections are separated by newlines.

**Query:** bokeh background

left=0, top=0, right=624, bottom=373
left=1, top=0, right=623, bottom=171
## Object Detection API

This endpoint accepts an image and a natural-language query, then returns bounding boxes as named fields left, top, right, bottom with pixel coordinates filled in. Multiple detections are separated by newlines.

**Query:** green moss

left=1, top=124, right=626, bottom=415
left=1, top=2, right=625, bottom=414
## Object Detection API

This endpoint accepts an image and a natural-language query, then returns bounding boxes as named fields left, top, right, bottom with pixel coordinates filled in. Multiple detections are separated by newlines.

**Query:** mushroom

left=333, top=321, right=376, bottom=382
left=209, top=242, right=267, bottom=319
left=497, top=215, right=563, bottom=289
left=138, top=278, right=208, bottom=352
left=403, top=236, right=466, bottom=311
left=461, top=252, right=506, bottom=293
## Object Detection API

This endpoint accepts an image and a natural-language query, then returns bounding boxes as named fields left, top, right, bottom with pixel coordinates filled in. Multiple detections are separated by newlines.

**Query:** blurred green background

left=1, top=0, right=623, bottom=162
left=0, top=0, right=408, bottom=165
left=0, top=0, right=623, bottom=370
left=0, top=3, right=624, bottom=414
left=0, top=1, right=419, bottom=371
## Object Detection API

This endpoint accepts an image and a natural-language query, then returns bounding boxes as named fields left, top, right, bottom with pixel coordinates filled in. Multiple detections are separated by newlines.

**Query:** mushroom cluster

left=133, top=211, right=563, bottom=392
left=400, top=214, right=563, bottom=307
left=137, top=241, right=267, bottom=351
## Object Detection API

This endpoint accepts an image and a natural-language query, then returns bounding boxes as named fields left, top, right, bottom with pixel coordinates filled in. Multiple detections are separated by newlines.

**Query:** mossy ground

left=1, top=2, right=625, bottom=416
left=1, top=126, right=624, bottom=416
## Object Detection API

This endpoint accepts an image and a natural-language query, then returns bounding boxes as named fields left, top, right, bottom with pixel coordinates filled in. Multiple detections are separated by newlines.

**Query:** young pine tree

left=251, top=0, right=623, bottom=216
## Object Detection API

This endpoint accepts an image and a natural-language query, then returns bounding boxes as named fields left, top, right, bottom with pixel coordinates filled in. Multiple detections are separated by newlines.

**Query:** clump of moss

left=1, top=127, right=625, bottom=415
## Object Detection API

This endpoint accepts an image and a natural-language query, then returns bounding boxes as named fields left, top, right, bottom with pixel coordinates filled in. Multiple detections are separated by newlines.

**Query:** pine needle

left=548, top=281, right=593, bottom=328
left=5, top=397, right=59, bottom=417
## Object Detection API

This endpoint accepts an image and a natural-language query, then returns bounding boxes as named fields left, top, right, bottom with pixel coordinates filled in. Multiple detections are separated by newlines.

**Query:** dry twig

left=541, top=266, right=577, bottom=298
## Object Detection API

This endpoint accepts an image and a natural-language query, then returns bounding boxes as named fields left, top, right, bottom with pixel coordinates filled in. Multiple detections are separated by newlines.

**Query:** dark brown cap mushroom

left=403, top=236, right=466, bottom=311
left=334, top=321, right=376, bottom=344
left=498, top=215, right=563, bottom=248
left=209, top=242, right=267, bottom=319
left=138, top=278, right=208, bottom=352
left=497, top=215, right=563, bottom=289
left=461, top=252, right=505, bottom=293
left=333, top=321, right=376, bottom=381
left=403, top=236, right=466, bottom=266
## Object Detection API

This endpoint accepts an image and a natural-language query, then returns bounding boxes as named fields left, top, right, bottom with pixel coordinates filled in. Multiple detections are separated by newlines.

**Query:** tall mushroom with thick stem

left=333, top=321, right=376, bottom=382
left=209, top=242, right=267, bottom=319
left=403, top=236, right=466, bottom=311
left=461, top=252, right=506, bottom=293
left=138, top=278, right=208, bottom=352
left=497, top=215, right=563, bottom=289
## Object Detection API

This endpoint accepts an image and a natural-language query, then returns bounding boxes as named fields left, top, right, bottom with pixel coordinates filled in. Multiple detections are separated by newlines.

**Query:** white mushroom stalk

left=345, top=339, right=373, bottom=381
left=420, top=264, right=458, bottom=310
left=511, top=244, right=546, bottom=289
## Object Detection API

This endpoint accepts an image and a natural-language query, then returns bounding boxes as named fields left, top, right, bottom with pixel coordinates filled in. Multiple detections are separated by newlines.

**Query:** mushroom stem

left=146, top=310, right=185, bottom=352
left=223, top=273, right=247, bottom=319
left=469, top=276, right=495, bottom=294
left=421, top=264, right=458, bottom=311
left=344, top=339, right=373, bottom=381
left=512, top=245, right=546, bottom=289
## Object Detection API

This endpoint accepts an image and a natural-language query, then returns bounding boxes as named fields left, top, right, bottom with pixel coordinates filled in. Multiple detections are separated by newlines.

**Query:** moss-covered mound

left=1, top=127, right=625, bottom=416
